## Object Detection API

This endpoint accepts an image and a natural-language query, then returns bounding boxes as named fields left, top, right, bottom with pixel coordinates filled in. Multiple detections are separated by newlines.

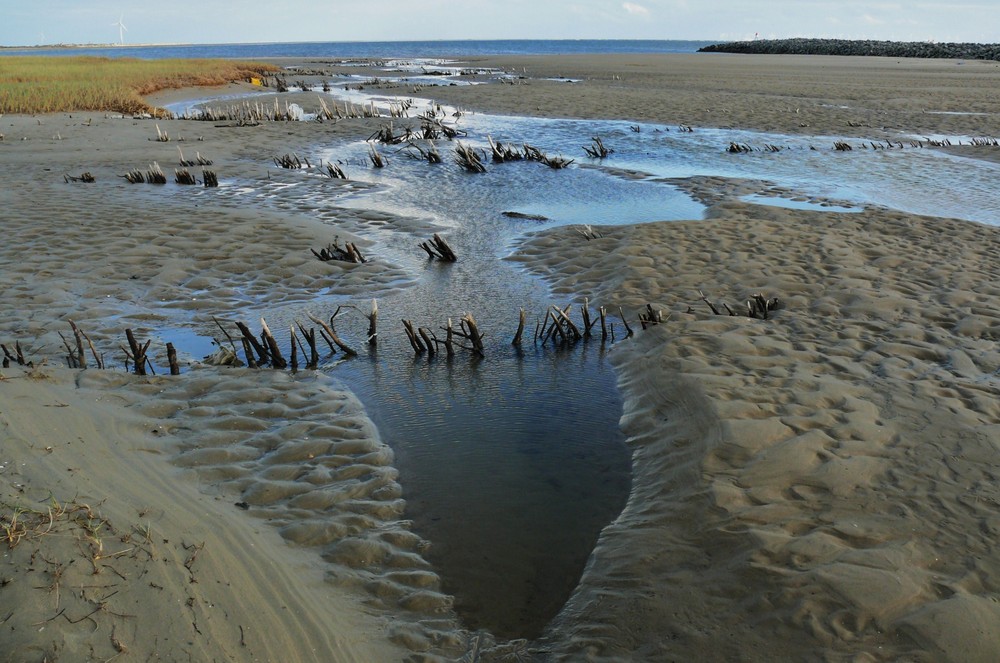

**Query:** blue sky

left=2, top=1, right=998, bottom=46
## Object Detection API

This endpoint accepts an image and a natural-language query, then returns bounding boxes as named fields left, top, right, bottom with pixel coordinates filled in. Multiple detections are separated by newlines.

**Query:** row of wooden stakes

left=3, top=293, right=780, bottom=374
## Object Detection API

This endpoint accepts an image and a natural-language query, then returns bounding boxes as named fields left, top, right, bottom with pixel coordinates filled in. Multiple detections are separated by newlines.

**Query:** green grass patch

left=0, top=56, right=278, bottom=116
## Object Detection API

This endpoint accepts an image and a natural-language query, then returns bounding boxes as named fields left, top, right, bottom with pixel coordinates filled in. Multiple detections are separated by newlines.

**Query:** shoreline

left=3, top=51, right=1000, bottom=660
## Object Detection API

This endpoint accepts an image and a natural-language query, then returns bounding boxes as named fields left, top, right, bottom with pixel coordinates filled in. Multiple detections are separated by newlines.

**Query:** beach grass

left=0, top=56, right=278, bottom=116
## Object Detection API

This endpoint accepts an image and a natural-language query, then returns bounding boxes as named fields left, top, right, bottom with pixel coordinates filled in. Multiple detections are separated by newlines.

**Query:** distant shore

left=700, top=37, right=1000, bottom=60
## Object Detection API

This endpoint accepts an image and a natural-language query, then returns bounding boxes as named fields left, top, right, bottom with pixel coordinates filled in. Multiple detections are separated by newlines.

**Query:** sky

left=2, top=1, right=999, bottom=46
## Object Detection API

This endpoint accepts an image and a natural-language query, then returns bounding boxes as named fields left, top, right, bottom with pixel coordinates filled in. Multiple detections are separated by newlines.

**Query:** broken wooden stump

left=419, top=233, right=457, bottom=262
left=122, top=328, right=152, bottom=375
left=325, top=162, right=348, bottom=179
left=166, top=342, right=180, bottom=375
left=64, top=172, right=96, bottom=183
left=202, top=170, right=218, bottom=187
left=366, top=299, right=378, bottom=346
left=583, top=136, right=612, bottom=158
left=368, top=146, right=387, bottom=168
left=273, top=153, right=310, bottom=169
left=459, top=313, right=485, bottom=357
left=524, top=143, right=574, bottom=169
left=311, top=237, right=366, bottom=264
left=0, top=341, right=31, bottom=368
left=175, top=168, right=197, bottom=185
left=455, top=142, right=487, bottom=173
left=488, top=135, right=524, bottom=162
left=638, top=304, right=667, bottom=329
left=699, top=291, right=780, bottom=319
left=512, top=307, right=527, bottom=346
left=307, top=310, right=358, bottom=357
left=405, top=141, right=442, bottom=164
left=178, top=146, right=212, bottom=167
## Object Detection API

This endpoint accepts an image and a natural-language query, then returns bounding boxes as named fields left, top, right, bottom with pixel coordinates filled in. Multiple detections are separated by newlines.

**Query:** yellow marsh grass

left=0, top=56, right=278, bottom=116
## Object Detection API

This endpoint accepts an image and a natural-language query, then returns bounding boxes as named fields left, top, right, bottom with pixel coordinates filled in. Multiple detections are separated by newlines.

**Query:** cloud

left=622, top=2, right=650, bottom=16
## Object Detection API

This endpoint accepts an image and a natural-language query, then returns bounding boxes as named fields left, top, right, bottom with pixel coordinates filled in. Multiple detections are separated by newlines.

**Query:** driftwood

left=366, top=299, right=378, bottom=346
left=325, top=162, right=348, bottom=179
left=64, top=172, right=96, bottom=183
left=455, top=142, right=486, bottom=173
left=166, top=342, right=180, bottom=375
left=419, top=233, right=457, bottom=262
left=638, top=304, right=667, bottom=329
left=420, top=117, right=464, bottom=140
left=175, top=168, right=197, bottom=185
left=402, top=319, right=425, bottom=353
left=368, top=146, right=387, bottom=168
left=512, top=307, right=527, bottom=346
left=488, top=135, right=524, bottom=162
left=502, top=211, right=548, bottom=221
left=523, top=144, right=574, bottom=169
left=259, top=318, right=287, bottom=369
left=274, top=153, right=310, bottom=169
left=123, top=162, right=167, bottom=184
left=122, top=328, right=152, bottom=375
left=369, top=122, right=415, bottom=145
left=178, top=146, right=212, bottom=166
left=406, top=141, right=442, bottom=164
left=459, top=314, right=485, bottom=357
left=583, top=136, right=612, bottom=158
left=312, top=237, right=366, bottom=264
left=699, top=290, right=780, bottom=319
left=307, top=311, right=358, bottom=357
left=0, top=341, right=31, bottom=368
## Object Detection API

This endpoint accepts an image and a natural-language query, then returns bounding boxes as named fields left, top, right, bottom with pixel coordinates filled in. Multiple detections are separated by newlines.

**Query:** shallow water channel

left=166, top=70, right=1000, bottom=640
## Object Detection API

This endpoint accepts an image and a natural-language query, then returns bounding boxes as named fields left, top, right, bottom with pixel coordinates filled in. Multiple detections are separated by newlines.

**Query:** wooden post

left=445, top=318, right=455, bottom=357
left=240, top=337, right=258, bottom=368
left=618, top=307, right=634, bottom=338
left=460, top=313, right=485, bottom=357
left=367, top=299, right=378, bottom=346
left=260, top=318, right=287, bottom=369
left=296, top=323, right=319, bottom=369
left=512, top=307, right=526, bottom=346
left=599, top=306, right=608, bottom=342
left=289, top=326, right=299, bottom=371
left=166, top=342, right=180, bottom=375
left=69, top=320, right=87, bottom=369
left=306, top=314, right=357, bottom=356
left=418, top=328, right=436, bottom=357
left=402, top=320, right=425, bottom=354
left=235, top=321, right=270, bottom=365
left=124, top=329, right=150, bottom=376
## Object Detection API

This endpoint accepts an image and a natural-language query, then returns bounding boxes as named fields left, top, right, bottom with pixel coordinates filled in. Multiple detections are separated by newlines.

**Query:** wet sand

left=3, top=52, right=1000, bottom=661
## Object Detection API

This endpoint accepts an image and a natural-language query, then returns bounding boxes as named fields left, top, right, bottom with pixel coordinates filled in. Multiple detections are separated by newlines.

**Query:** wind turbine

left=111, top=15, right=127, bottom=46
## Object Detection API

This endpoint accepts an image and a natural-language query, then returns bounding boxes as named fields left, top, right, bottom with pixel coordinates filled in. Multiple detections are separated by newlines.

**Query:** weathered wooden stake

left=512, top=307, right=526, bottom=346
left=618, top=307, right=634, bottom=338
left=260, top=318, right=287, bottom=369
left=307, top=313, right=357, bottom=356
left=289, top=326, right=299, bottom=371
left=166, top=342, right=180, bottom=375
left=402, top=319, right=425, bottom=354
left=367, top=299, right=378, bottom=346
left=235, top=321, right=270, bottom=365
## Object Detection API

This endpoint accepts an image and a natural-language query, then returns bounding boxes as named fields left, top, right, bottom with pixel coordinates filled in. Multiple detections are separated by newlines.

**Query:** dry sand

left=3, top=52, right=1000, bottom=661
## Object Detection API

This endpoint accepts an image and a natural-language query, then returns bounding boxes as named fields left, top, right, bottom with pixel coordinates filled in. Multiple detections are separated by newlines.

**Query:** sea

left=0, top=39, right=713, bottom=60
